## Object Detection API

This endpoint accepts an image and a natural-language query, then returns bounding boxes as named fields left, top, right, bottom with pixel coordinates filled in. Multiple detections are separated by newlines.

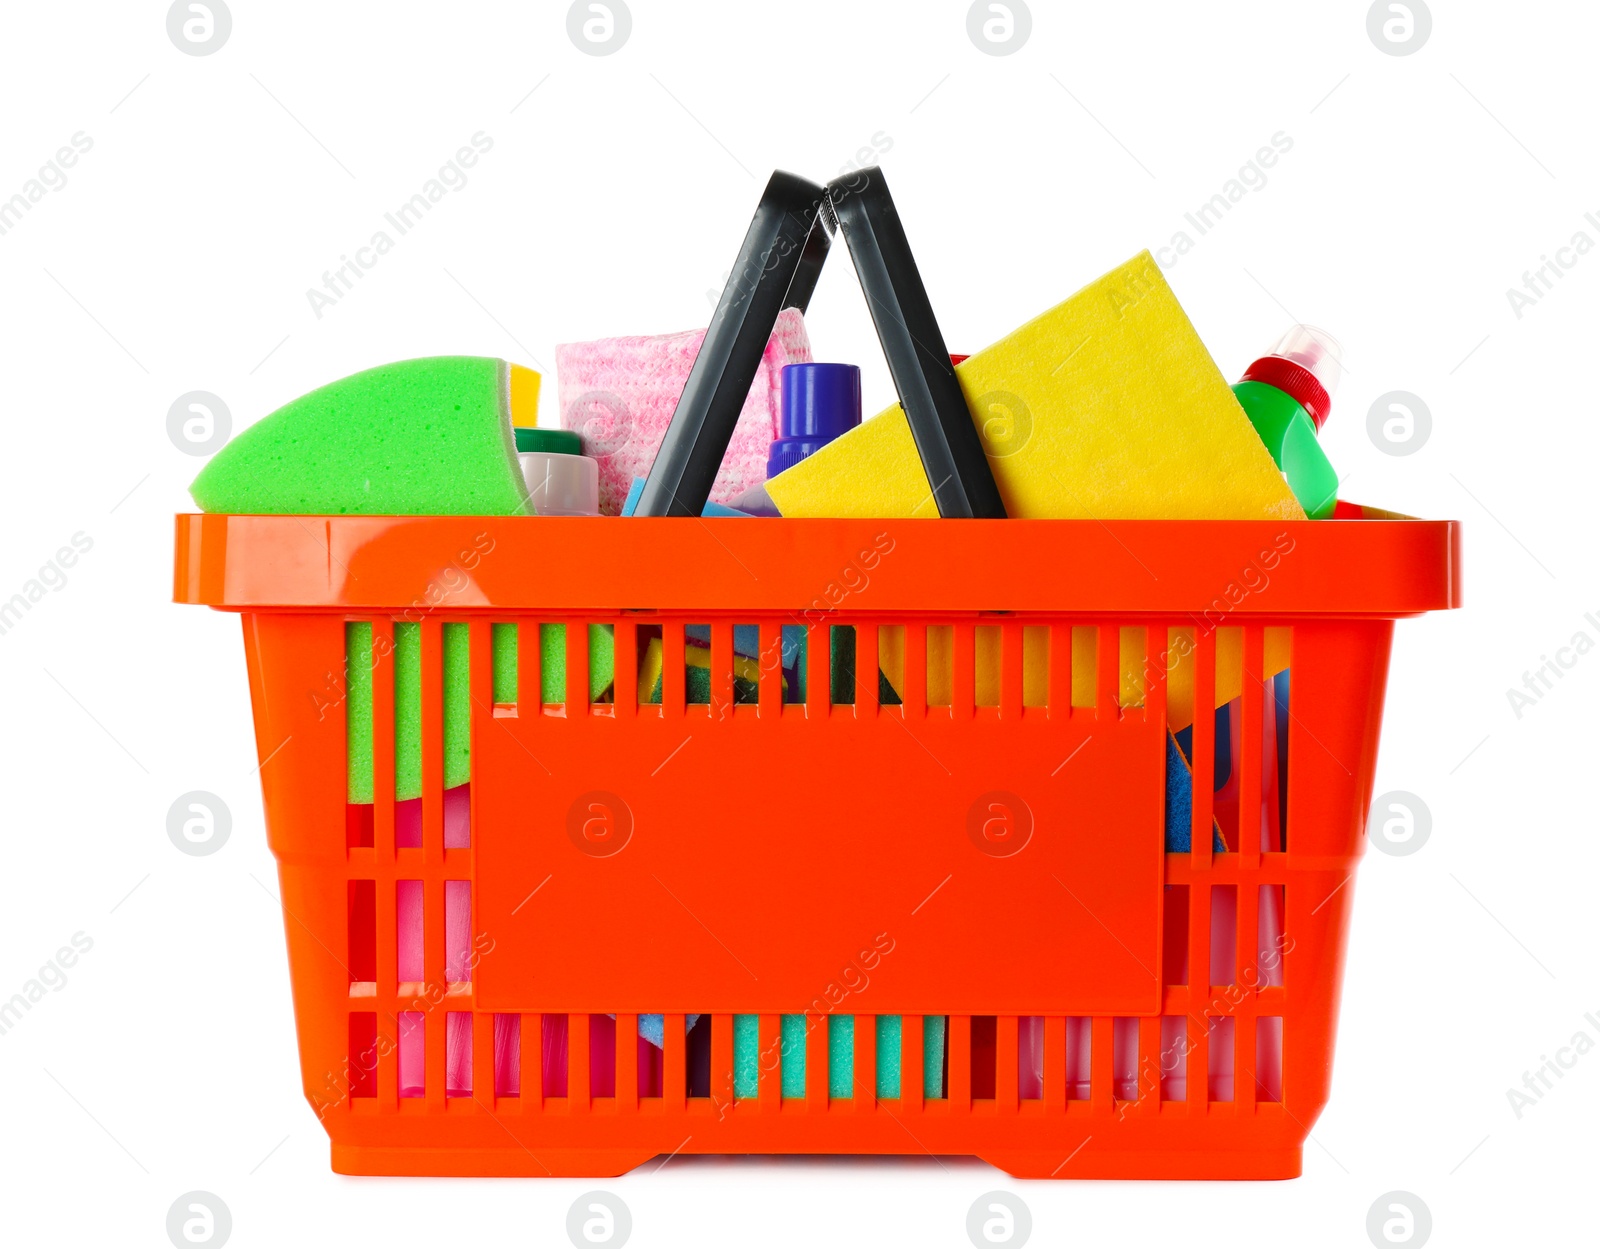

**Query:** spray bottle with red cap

left=1231, top=325, right=1343, bottom=519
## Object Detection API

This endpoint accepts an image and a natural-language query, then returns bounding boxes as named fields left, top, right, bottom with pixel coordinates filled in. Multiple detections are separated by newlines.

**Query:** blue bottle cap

left=767, top=363, right=862, bottom=478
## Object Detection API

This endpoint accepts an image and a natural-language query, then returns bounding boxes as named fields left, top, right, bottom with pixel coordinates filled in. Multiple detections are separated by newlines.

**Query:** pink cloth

left=557, top=308, right=812, bottom=515
left=447, top=1012, right=472, bottom=1098
left=395, top=878, right=470, bottom=983
left=502, top=1014, right=665, bottom=1100
left=1017, top=1016, right=1043, bottom=1099
left=495, top=1013, right=521, bottom=1096
left=398, top=1012, right=424, bottom=1098
left=394, top=782, right=471, bottom=849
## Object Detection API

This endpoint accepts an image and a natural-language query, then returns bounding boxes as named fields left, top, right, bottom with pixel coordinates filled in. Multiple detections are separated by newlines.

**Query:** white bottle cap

left=519, top=451, right=599, bottom=516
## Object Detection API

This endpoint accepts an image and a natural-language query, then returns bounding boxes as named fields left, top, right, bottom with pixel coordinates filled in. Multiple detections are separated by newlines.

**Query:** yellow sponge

left=765, top=252, right=1303, bottom=522
left=509, top=363, right=541, bottom=427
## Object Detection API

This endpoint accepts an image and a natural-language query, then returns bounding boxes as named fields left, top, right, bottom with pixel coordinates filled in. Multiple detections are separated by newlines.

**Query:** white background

left=0, top=1, right=1594, bottom=1245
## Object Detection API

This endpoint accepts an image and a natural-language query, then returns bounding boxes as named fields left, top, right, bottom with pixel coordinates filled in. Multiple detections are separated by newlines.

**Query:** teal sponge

left=829, top=1015, right=854, bottom=1098
left=781, top=1015, right=807, bottom=1097
left=190, top=356, right=529, bottom=516
left=722, top=1013, right=942, bottom=1101
left=729, top=1016, right=815, bottom=1096
left=876, top=1015, right=901, bottom=1097
left=733, top=1014, right=759, bottom=1098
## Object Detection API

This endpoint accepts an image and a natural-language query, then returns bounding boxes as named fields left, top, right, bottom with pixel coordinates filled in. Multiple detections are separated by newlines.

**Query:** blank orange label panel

left=473, top=707, right=1164, bottom=1017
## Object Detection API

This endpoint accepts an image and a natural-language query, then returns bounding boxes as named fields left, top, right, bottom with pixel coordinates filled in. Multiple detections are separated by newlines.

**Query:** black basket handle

left=634, top=171, right=830, bottom=517
left=827, top=167, right=1006, bottom=518
left=635, top=166, right=1005, bottom=519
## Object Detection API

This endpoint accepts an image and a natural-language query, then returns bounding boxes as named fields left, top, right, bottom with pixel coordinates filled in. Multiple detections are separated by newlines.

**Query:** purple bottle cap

left=767, top=363, right=862, bottom=478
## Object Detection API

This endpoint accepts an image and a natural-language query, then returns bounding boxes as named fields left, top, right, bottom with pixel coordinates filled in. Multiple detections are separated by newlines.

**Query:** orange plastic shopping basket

left=174, top=511, right=1459, bottom=1179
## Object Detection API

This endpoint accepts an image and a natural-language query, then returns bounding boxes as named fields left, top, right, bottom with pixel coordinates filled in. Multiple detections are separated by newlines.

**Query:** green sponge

left=190, top=356, right=529, bottom=516
left=346, top=620, right=614, bottom=804
left=646, top=661, right=759, bottom=705
left=347, top=622, right=374, bottom=803
left=392, top=622, right=472, bottom=800
left=444, top=623, right=471, bottom=789
left=492, top=623, right=615, bottom=703
left=342, top=620, right=472, bottom=803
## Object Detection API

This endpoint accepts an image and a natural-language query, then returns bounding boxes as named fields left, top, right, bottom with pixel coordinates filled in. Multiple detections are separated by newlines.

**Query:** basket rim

left=173, top=513, right=1461, bottom=617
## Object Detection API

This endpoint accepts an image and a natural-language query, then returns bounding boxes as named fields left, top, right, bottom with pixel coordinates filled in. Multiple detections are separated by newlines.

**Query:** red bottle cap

left=1239, top=325, right=1344, bottom=431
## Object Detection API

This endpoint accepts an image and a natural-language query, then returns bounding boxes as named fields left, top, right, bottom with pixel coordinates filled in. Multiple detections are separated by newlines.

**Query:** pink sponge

left=557, top=308, right=811, bottom=515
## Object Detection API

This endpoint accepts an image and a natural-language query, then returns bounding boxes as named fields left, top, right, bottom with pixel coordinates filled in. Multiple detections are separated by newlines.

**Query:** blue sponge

left=636, top=1012, right=699, bottom=1048
left=1165, top=729, right=1226, bottom=853
left=621, top=476, right=752, bottom=517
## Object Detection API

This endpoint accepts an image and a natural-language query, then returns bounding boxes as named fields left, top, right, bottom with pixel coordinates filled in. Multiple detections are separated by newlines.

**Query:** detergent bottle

left=1232, top=325, right=1343, bottom=519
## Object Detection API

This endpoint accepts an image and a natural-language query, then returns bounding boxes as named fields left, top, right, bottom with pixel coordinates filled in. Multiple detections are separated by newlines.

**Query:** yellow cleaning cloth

left=765, top=251, right=1303, bottom=522
left=877, top=626, right=1290, bottom=729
